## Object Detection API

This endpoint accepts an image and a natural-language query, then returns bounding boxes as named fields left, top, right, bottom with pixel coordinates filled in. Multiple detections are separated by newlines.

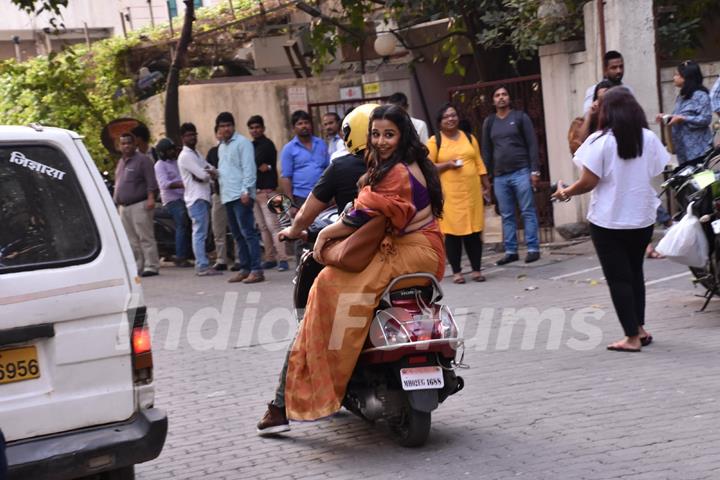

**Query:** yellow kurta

left=427, top=132, right=487, bottom=235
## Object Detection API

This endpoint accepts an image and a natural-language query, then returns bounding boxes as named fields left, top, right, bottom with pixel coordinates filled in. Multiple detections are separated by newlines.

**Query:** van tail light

left=129, top=306, right=153, bottom=383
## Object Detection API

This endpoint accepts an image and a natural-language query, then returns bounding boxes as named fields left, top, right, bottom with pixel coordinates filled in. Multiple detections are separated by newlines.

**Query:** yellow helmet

left=341, top=103, right=380, bottom=155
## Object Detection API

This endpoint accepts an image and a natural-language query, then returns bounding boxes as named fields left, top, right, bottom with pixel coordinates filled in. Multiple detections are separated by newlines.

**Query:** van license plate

left=400, top=366, right=444, bottom=391
left=0, top=346, right=40, bottom=385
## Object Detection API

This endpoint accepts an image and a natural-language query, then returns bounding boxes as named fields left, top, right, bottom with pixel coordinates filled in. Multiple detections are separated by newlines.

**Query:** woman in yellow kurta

left=256, top=104, right=445, bottom=434
left=427, top=104, right=491, bottom=284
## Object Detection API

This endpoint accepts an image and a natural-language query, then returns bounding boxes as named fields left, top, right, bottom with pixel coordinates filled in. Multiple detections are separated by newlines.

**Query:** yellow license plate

left=0, top=346, right=40, bottom=385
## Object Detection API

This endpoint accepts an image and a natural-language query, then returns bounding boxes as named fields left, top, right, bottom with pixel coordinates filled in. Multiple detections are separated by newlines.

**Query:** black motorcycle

left=659, top=146, right=720, bottom=310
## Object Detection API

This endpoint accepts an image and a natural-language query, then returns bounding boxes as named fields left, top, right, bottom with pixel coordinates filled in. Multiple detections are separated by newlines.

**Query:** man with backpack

left=481, top=86, right=541, bottom=265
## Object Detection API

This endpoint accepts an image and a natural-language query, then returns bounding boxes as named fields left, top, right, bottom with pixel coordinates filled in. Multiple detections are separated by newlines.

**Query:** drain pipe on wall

left=597, top=0, right=606, bottom=58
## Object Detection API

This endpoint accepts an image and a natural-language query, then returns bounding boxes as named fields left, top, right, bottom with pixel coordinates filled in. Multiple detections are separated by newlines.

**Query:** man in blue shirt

left=279, top=110, right=329, bottom=207
left=280, top=110, right=329, bottom=263
left=216, top=112, right=265, bottom=284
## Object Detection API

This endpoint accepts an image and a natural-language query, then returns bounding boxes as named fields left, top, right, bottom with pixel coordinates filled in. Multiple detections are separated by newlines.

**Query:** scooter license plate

left=400, top=366, right=444, bottom=391
left=712, top=219, right=720, bottom=235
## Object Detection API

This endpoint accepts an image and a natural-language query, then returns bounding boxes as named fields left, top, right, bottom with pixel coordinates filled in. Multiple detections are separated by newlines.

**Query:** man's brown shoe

left=228, top=272, right=249, bottom=283
left=256, top=403, right=290, bottom=436
left=243, top=272, right=265, bottom=284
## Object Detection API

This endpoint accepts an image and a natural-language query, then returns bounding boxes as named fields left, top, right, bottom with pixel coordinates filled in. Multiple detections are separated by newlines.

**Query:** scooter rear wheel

left=388, top=403, right=431, bottom=448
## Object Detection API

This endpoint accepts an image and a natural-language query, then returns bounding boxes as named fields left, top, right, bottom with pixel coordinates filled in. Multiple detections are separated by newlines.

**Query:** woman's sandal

left=640, top=335, right=653, bottom=347
left=453, top=274, right=466, bottom=284
left=471, top=273, right=486, bottom=282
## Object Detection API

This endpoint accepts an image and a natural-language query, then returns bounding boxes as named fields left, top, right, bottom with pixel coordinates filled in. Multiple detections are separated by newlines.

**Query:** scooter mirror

left=267, top=193, right=293, bottom=215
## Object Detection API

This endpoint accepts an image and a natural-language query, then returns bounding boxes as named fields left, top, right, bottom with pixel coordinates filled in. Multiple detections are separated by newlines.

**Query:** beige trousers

left=211, top=193, right=231, bottom=265
left=119, top=201, right=160, bottom=273
left=254, top=190, right=288, bottom=262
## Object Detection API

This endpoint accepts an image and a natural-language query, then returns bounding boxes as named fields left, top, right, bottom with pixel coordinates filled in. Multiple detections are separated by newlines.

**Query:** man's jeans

left=188, top=199, right=211, bottom=270
left=225, top=198, right=263, bottom=273
left=164, top=199, right=190, bottom=260
left=493, top=167, right=540, bottom=254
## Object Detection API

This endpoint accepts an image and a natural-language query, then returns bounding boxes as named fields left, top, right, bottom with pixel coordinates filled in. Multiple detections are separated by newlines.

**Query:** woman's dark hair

left=363, top=104, right=443, bottom=218
left=677, top=60, right=708, bottom=100
left=593, top=80, right=614, bottom=101
left=587, top=81, right=615, bottom=133
left=595, top=88, right=649, bottom=160
left=434, top=102, right=460, bottom=128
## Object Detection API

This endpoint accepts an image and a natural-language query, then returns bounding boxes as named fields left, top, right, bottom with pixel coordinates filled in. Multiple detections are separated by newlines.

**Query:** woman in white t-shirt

left=553, top=88, right=669, bottom=352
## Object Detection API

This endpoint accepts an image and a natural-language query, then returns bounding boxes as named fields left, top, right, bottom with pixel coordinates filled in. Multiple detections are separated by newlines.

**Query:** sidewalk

left=136, top=239, right=720, bottom=480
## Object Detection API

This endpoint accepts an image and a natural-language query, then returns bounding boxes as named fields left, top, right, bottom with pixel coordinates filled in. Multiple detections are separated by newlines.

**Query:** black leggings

left=590, top=223, right=653, bottom=337
left=445, top=232, right=483, bottom=274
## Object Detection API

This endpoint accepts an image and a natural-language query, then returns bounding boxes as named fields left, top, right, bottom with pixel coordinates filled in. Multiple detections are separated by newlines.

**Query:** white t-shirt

left=177, top=146, right=214, bottom=209
left=574, top=129, right=669, bottom=229
left=411, top=117, right=429, bottom=144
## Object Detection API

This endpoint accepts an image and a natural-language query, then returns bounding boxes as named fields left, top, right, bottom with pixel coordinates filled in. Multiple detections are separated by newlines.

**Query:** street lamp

left=374, top=32, right=396, bottom=57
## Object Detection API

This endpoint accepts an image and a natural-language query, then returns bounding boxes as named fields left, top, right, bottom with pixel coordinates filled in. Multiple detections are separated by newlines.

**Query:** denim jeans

left=493, top=167, right=540, bottom=254
left=225, top=198, right=263, bottom=273
left=188, top=199, right=211, bottom=270
left=164, top=199, right=190, bottom=260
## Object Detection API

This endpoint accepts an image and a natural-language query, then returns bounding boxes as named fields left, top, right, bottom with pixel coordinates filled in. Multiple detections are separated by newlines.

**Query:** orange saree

left=284, top=163, right=445, bottom=421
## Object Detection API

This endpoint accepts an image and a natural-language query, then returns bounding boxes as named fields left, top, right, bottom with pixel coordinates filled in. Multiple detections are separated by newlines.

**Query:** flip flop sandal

left=640, top=335, right=653, bottom=347
left=607, top=344, right=641, bottom=353
left=453, top=274, right=466, bottom=284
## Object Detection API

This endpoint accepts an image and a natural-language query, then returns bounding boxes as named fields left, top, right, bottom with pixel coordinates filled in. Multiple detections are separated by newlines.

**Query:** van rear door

left=0, top=130, right=136, bottom=442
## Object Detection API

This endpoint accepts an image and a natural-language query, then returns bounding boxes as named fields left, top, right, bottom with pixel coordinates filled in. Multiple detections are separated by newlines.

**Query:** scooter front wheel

left=388, top=403, right=431, bottom=448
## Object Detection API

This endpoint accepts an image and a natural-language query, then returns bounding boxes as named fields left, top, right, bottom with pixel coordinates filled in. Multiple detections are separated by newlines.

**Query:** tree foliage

left=1, top=0, right=255, bottom=170
left=655, top=0, right=719, bottom=61
left=308, top=0, right=586, bottom=75
left=0, top=38, right=137, bottom=171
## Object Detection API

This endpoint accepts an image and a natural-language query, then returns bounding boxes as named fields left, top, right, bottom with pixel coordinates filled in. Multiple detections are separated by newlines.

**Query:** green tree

left=0, top=38, right=137, bottom=170
left=306, top=0, right=586, bottom=76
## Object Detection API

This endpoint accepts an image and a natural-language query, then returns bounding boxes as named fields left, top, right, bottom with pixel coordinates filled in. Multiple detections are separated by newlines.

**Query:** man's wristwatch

left=531, top=171, right=541, bottom=176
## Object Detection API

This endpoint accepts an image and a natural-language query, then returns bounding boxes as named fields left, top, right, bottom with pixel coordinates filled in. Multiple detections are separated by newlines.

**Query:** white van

left=0, top=126, right=167, bottom=479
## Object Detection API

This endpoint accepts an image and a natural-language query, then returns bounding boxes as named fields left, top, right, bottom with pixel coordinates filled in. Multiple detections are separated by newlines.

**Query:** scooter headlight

left=437, top=305, right=459, bottom=339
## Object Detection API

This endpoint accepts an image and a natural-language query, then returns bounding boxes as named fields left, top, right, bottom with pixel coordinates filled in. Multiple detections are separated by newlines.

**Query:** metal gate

left=449, top=75, right=554, bottom=243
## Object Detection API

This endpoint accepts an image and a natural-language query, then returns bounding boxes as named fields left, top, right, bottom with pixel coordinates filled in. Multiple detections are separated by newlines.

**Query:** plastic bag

left=656, top=203, right=709, bottom=267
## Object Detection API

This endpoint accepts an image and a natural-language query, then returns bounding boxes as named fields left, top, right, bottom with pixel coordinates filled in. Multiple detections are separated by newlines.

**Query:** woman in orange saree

left=257, top=105, right=445, bottom=435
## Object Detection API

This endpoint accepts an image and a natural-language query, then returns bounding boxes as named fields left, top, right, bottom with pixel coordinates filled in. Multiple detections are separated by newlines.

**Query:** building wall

left=138, top=72, right=396, bottom=164
left=539, top=0, right=661, bottom=227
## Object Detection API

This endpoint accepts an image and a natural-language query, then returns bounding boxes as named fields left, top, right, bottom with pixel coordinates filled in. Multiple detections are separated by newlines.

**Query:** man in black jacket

left=481, top=86, right=541, bottom=265
left=247, top=115, right=290, bottom=272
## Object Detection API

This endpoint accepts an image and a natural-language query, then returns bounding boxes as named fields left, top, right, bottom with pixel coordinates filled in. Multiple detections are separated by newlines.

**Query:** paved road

left=136, top=240, right=720, bottom=480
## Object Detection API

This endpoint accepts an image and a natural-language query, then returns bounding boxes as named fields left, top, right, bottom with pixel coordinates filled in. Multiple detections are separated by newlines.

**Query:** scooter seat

left=389, top=284, right=434, bottom=304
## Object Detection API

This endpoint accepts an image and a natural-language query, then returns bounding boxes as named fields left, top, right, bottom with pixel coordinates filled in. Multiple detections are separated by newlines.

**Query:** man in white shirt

left=387, top=92, right=429, bottom=143
left=177, top=122, right=220, bottom=276
left=583, top=50, right=634, bottom=114
left=322, top=112, right=345, bottom=157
